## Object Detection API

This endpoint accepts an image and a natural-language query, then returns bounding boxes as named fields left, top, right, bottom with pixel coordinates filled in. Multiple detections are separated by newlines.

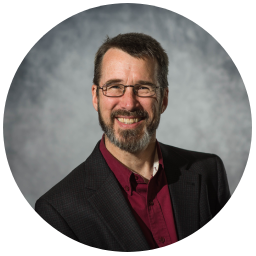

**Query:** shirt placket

left=147, top=178, right=172, bottom=247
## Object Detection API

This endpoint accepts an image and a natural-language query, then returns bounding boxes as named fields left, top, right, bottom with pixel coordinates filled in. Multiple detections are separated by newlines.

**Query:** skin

left=92, top=48, right=168, bottom=181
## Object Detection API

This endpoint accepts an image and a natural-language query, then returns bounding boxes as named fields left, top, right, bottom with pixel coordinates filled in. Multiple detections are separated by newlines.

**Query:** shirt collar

left=153, top=149, right=159, bottom=177
left=99, top=134, right=164, bottom=195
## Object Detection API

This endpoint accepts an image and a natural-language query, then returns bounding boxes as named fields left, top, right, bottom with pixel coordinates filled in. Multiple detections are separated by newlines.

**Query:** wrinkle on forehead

left=101, top=48, right=157, bottom=85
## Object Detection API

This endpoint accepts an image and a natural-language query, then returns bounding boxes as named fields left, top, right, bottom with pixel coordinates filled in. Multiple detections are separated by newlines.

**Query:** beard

left=98, top=103, right=161, bottom=153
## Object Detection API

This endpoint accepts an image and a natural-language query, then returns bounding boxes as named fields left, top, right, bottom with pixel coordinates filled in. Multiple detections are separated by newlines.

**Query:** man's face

left=92, top=48, right=168, bottom=153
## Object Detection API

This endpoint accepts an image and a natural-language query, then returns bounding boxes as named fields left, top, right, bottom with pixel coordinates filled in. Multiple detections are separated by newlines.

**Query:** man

left=35, top=33, right=230, bottom=251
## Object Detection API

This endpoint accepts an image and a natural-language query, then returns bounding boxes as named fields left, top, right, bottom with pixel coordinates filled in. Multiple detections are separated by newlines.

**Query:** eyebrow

left=104, top=79, right=156, bottom=86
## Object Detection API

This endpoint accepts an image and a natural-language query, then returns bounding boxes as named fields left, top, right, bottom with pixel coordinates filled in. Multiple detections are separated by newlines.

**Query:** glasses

left=98, top=83, right=162, bottom=97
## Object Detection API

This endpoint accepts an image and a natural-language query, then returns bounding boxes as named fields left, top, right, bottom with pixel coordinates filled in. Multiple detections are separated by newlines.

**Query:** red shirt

left=99, top=135, right=178, bottom=249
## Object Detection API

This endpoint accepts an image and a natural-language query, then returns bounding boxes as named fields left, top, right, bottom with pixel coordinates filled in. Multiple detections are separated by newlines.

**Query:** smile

left=117, top=118, right=140, bottom=124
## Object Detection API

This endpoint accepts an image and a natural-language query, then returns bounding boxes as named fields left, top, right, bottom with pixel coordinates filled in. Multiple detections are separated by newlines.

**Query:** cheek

left=151, top=102, right=162, bottom=123
left=99, top=97, right=119, bottom=117
left=137, top=104, right=153, bottom=123
left=99, top=95, right=110, bottom=109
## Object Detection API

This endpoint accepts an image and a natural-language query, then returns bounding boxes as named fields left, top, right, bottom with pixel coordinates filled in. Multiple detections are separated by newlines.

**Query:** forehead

left=100, top=48, right=157, bottom=84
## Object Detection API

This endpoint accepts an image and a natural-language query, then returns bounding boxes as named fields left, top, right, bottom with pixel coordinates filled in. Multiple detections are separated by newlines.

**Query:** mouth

left=117, top=117, right=141, bottom=124
left=116, top=117, right=145, bottom=128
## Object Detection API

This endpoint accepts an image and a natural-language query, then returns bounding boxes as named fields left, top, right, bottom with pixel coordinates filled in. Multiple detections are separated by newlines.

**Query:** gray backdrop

left=3, top=4, right=251, bottom=207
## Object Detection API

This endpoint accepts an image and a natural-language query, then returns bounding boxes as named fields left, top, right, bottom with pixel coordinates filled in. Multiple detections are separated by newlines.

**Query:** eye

left=108, top=84, right=123, bottom=90
left=137, top=85, right=151, bottom=91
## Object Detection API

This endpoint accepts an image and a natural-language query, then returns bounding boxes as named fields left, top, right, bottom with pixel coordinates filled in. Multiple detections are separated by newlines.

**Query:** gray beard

left=98, top=105, right=161, bottom=153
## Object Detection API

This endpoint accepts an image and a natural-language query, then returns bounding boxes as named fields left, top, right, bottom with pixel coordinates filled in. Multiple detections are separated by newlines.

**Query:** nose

left=119, top=86, right=139, bottom=111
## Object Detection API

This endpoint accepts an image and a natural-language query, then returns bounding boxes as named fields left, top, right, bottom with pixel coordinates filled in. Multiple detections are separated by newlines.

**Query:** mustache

left=111, top=109, right=149, bottom=119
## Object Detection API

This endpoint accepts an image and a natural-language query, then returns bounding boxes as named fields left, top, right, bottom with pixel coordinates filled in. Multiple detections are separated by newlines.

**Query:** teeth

left=117, top=118, right=139, bottom=124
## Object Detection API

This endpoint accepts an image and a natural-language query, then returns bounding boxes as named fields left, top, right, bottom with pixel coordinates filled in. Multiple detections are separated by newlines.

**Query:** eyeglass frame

left=97, top=84, right=164, bottom=98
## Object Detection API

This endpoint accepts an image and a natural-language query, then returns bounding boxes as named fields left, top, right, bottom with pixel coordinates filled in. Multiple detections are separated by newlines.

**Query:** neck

left=105, top=134, right=157, bottom=181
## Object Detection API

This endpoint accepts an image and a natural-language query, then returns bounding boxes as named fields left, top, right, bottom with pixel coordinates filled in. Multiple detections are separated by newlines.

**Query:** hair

left=93, top=33, right=169, bottom=97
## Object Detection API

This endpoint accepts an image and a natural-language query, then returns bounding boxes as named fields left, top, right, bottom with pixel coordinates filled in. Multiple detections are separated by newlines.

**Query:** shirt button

left=149, top=201, right=154, bottom=206
left=125, top=186, right=130, bottom=191
left=159, top=237, right=165, bottom=243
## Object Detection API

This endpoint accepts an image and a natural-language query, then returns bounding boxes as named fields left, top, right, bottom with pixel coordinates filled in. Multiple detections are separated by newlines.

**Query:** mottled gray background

left=3, top=3, right=256, bottom=256
left=3, top=4, right=251, bottom=207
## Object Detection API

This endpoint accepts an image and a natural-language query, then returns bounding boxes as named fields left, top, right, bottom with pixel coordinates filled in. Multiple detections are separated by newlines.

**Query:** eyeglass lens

left=103, top=84, right=156, bottom=97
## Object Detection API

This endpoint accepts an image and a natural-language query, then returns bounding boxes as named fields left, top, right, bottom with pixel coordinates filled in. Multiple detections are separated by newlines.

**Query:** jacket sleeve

left=215, top=155, right=231, bottom=210
left=35, top=198, right=79, bottom=241
left=207, top=155, right=231, bottom=256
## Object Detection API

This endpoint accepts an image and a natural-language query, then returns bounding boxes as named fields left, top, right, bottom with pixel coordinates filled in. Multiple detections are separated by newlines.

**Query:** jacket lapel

left=160, top=143, right=200, bottom=240
left=85, top=142, right=150, bottom=251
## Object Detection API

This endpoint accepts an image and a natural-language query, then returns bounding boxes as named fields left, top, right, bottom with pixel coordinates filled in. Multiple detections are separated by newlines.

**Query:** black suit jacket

left=35, top=141, right=230, bottom=251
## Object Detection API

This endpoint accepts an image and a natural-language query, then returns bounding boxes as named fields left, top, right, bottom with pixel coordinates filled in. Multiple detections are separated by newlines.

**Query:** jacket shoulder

left=159, top=142, right=229, bottom=187
left=160, top=141, right=230, bottom=198
left=36, top=161, right=88, bottom=208
left=36, top=141, right=104, bottom=208
left=159, top=142, right=216, bottom=160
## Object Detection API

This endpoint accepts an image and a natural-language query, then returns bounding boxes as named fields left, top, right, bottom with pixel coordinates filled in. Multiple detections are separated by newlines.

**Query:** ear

left=161, top=87, right=169, bottom=114
left=92, top=85, right=98, bottom=112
